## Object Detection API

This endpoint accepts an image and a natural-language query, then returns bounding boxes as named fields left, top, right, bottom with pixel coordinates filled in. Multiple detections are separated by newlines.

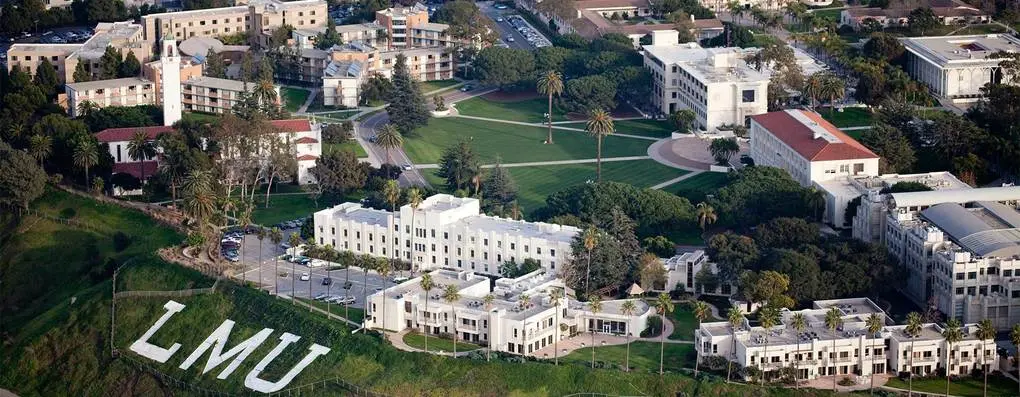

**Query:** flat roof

left=575, top=0, right=649, bottom=9
left=324, top=203, right=391, bottom=227
left=457, top=215, right=580, bottom=244
left=336, top=22, right=385, bottom=33
left=901, top=34, right=1020, bottom=66
left=642, top=43, right=769, bottom=84
left=8, top=43, right=81, bottom=53
left=890, top=186, right=1020, bottom=208
left=66, top=77, right=152, bottom=91
left=184, top=76, right=252, bottom=92
left=921, top=201, right=1020, bottom=257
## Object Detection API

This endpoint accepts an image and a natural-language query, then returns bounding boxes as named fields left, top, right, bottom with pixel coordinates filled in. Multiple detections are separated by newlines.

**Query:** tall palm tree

left=76, top=100, right=98, bottom=119
left=536, top=70, right=563, bottom=144
left=759, top=306, right=781, bottom=385
left=72, top=137, right=99, bottom=184
left=269, top=227, right=283, bottom=295
left=976, top=318, right=996, bottom=397
left=581, top=226, right=599, bottom=297
left=420, top=273, right=435, bottom=353
left=407, top=187, right=424, bottom=274
left=819, top=73, right=845, bottom=113
left=238, top=202, right=253, bottom=285
left=288, top=232, right=301, bottom=304
left=669, top=109, right=697, bottom=135
left=28, top=134, right=52, bottom=167
left=726, top=307, right=745, bottom=383
left=375, top=123, right=404, bottom=167
left=585, top=108, right=614, bottom=183
left=804, top=74, right=824, bottom=109
left=791, top=312, right=807, bottom=388
left=620, top=299, right=637, bottom=372
left=127, top=130, right=157, bottom=183
left=383, top=180, right=401, bottom=273
left=588, top=296, right=603, bottom=368
left=865, top=312, right=884, bottom=395
left=253, top=79, right=278, bottom=107
left=549, top=287, right=564, bottom=366
left=442, top=284, right=461, bottom=355
left=1010, top=324, right=1020, bottom=397
left=377, top=260, right=392, bottom=330
left=158, top=150, right=185, bottom=206
left=256, top=227, right=266, bottom=290
left=182, top=170, right=215, bottom=223
left=824, top=307, right=844, bottom=391
left=655, top=293, right=674, bottom=375
left=942, top=319, right=963, bottom=397
left=483, top=293, right=495, bottom=361
left=695, top=202, right=717, bottom=231
left=904, top=311, right=924, bottom=397
left=692, top=300, right=710, bottom=377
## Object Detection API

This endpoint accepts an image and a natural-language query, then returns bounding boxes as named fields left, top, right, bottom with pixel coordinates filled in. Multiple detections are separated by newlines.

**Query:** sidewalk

left=414, top=156, right=651, bottom=169
left=385, top=329, right=477, bottom=358
left=453, top=114, right=660, bottom=141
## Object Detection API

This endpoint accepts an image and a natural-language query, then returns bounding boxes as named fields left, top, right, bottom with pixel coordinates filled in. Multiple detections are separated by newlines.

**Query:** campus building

left=839, top=0, right=990, bottom=31
left=7, top=21, right=152, bottom=83
left=318, top=43, right=455, bottom=107
left=141, top=0, right=327, bottom=42
left=375, top=2, right=465, bottom=50
left=65, top=78, right=157, bottom=116
left=660, top=250, right=737, bottom=296
left=642, top=30, right=769, bottom=130
left=182, top=76, right=281, bottom=114
left=900, top=34, right=1020, bottom=104
left=365, top=269, right=653, bottom=355
left=313, top=194, right=579, bottom=276
left=841, top=172, right=969, bottom=240
left=696, top=298, right=996, bottom=382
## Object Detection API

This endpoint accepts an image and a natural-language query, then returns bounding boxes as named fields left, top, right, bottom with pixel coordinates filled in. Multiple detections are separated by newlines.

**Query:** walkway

left=414, top=156, right=652, bottom=169
left=385, top=329, right=476, bottom=358
left=650, top=170, right=704, bottom=190
left=801, top=374, right=893, bottom=393
left=452, top=114, right=660, bottom=141
left=528, top=314, right=692, bottom=359
left=295, top=88, right=320, bottom=114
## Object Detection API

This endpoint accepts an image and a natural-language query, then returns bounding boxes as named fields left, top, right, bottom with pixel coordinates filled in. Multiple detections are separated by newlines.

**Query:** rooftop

left=8, top=43, right=81, bottom=53
left=323, top=60, right=365, bottom=78
left=184, top=76, right=253, bottom=92
left=751, top=109, right=879, bottom=161
left=901, top=34, right=1020, bottom=66
left=66, top=77, right=153, bottom=92
left=335, top=22, right=385, bottom=33
left=575, top=0, right=650, bottom=9
left=95, top=125, right=174, bottom=142
left=377, top=2, right=429, bottom=17
left=78, top=21, right=144, bottom=60
left=179, top=37, right=250, bottom=57
left=920, top=201, right=1020, bottom=257
left=642, top=42, right=770, bottom=84
left=323, top=203, right=391, bottom=227
left=416, top=22, right=449, bottom=32
left=890, top=185, right=1020, bottom=208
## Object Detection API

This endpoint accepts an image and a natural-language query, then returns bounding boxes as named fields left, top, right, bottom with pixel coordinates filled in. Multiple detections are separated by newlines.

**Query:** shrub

left=112, top=231, right=132, bottom=252
left=59, top=208, right=76, bottom=219
left=185, top=232, right=205, bottom=247
left=642, top=235, right=675, bottom=257
left=837, top=377, right=855, bottom=386
left=640, top=315, right=663, bottom=337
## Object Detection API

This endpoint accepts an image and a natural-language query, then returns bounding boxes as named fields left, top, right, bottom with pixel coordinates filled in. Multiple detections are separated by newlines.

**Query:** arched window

left=166, top=45, right=173, bottom=56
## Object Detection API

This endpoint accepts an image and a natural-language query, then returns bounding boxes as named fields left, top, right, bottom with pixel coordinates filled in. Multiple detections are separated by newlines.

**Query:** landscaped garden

left=403, top=331, right=481, bottom=353
left=560, top=341, right=695, bottom=373
left=505, top=160, right=688, bottom=212
left=281, top=87, right=311, bottom=112
left=667, top=302, right=699, bottom=341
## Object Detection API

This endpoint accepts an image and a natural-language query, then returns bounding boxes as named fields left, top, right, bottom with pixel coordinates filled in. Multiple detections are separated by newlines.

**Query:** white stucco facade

left=901, top=34, right=1020, bottom=104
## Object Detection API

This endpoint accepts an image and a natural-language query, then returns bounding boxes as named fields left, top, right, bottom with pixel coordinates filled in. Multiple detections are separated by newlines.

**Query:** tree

left=119, top=50, right=141, bottom=77
left=437, top=140, right=481, bottom=192
left=75, top=100, right=98, bottom=120
left=310, top=148, right=370, bottom=201
left=654, top=293, right=674, bottom=375
left=1011, top=324, right=1020, bottom=397
left=72, top=136, right=99, bottom=184
left=482, top=159, right=517, bottom=211
left=127, top=130, right=156, bottom=183
left=442, top=284, right=461, bottom=355
left=560, top=75, right=617, bottom=114
left=419, top=273, right=434, bottom=351
left=253, top=79, right=279, bottom=110
left=908, top=7, right=938, bottom=36
left=942, top=319, right=963, bottom=396
left=483, top=292, right=496, bottom=361
left=726, top=306, right=744, bottom=382
left=97, top=46, right=123, bottom=80
left=904, top=311, right=923, bottom=395
left=315, top=18, right=343, bottom=49
left=28, top=134, right=52, bottom=167
left=865, top=312, right=883, bottom=394
left=862, top=33, right=905, bottom=63
left=859, top=124, right=916, bottom=174
left=669, top=109, right=697, bottom=134
left=586, top=108, right=614, bottom=183
left=33, top=59, right=60, bottom=97
left=269, top=227, right=283, bottom=294
left=73, top=61, right=92, bottom=83
left=549, top=288, right=564, bottom=365
left=790, top=312, right=807, bottom=387
left=692, top=300, right=710, bottom=377
left=372, top=123, right=405, bottom=168
left=536, top=70, right=564, bottom=144
left=431, top=0, right=497, bottom=43
left=0, top=141, right=46, bottom=209
left=758, top=305, right=780, bottom=384
left=474, top=46, right=535, bottom=88
left=824, top=307, right=844, bottom=391
left=819, top=72, right=845, bottom=111
left=669, top=11, right=697, bottom=43
left=639, top=252, right=667, bottom=291
left=288, top=232, right=301, bottom=303
left=612, top=298, right=635, bottom=370
left=977, top=318, right=995, bottom=397
left=708, top=137, right=739, bottom=165
left=707, top=232, right=760, bottom=284
left=580, top=226, right=601, bottom=297
left=695, top=202, right=717, bottom=231
left=205, top=50, right=227, bottom=78
left=386, top=53, right=430, bottom=133
left=240, top=52, right=256, bottom=83
left=740, top=270, right=795, bottom=310
left=586, top=295, right=602, bottom=367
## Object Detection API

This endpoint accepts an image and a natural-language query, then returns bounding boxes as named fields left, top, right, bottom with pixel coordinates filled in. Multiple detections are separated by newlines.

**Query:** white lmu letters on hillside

left=128, top=300, right=331, bottom=394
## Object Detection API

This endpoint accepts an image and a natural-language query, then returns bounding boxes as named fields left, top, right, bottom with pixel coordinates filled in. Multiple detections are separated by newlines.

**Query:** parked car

left=342, top=281, right=353, bottom=290
left=322, top=277, right=332, bottom=285
left=392, top=276, right=410, bottom=283
left=300, top=272, right=310, bottom=281
left=314, top=293, right=329, bottom=300
left=402, top=163, right=412, bottom=170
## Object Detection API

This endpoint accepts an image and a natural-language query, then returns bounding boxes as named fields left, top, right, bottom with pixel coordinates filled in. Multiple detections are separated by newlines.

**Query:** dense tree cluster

left=0, top=0, right=166, bottom=35
left=707, top=167, right=823, bottom=229
left=431, top=0, right=498, bottom=43
left=540, top=181, right=696, bottom=238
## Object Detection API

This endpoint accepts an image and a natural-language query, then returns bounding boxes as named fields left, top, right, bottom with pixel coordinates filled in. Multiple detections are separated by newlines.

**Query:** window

left=968, top=272, right=977, bottom=279
left=550, top=249, right=556, bottom=257
left=741, top=89, right=755, bottom=102
left=1006, top=269, right=1014, bottom=277
left=956, top=272, right=964, bottom=280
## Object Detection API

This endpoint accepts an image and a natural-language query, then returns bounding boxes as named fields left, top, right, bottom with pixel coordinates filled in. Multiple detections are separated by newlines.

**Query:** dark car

left=342, top=281, right=353, bottom=290
left=322, top=277, right=332, bottom=286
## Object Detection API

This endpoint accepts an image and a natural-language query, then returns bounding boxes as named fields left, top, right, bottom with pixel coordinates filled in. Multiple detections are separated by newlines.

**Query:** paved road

left=477, top=1, right=549, bottom=50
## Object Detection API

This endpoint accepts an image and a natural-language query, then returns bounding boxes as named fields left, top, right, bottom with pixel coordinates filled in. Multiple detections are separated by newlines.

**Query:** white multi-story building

left=65, top=77, right=157, bottom=116
left=660, top=250, right=736, bottom=296
left=313, top=194, right=579, bottom=275
left=901, top=34, right=1020, bottom=104
left=696, top=298, right=996, bottom=382
left=8, top=21, right=152, bottom=84
left=642, top=30, right=769, bottom=130
left=142, top=0, right=327, bottom=42
left=874, top=187, right=1020, bottom=330
left=366, top=269, right=653, bottom=355
left=834, top=172, right=969, bottom=239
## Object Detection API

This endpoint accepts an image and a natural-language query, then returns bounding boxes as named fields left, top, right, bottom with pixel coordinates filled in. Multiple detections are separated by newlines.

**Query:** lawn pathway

left=649, top=170, right=704, bottom=190
left=295, top=88, right=320, bottom=114
left=452, top=114, right=660, bottom=141
left=414, top=156, right=651, bottom=169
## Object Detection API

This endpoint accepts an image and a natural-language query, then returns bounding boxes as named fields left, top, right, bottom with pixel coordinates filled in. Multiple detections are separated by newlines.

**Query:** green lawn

left=559, top=119, right=676, bottom=138
left=325, top=140, right=368, bottom=158
left=561, top=341, right=695, bottom=373
left=454, top=95, right=567, bottom=123
left=419, top=79, right=460, bottom=93
left=403, top=332, right=481, bottom=353
left=183, top=111, right=221, bottom=124
left=668, top=302, right=698, bottom=341
left=811, top=8, right=842, bottom=22
left=885, top=375, right=1018, bottom=397
left=818, top=107, right=874, bottom=128
left=250, top=194, right=325, bottom=225
left=404, top=117, right=652, bottom=164
left=298, top=297, right=365, bottom=323
left=281, top=87, right=311, bottom=112
left=663, top=172, right=730, bottom=196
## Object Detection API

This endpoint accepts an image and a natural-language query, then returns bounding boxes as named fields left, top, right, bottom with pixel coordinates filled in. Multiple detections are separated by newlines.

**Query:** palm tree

left=695, top=202, right=717, bottom=231
left=420, top=273, right=435, bottom=353
left=620, top=299, right=637, bottom=372
left=483, top=293, right=495, bottom=361
left=791, top=312, right=807, bottom=388
left=904, top=311, right=924, bottom=396
left=28, top=134, right=52, bottom=167
left=72, top=137, right=99, bottom=184
left=865, top=312, right=884, bottom=395
left=581, top=226, right=599, bottom=297
left=536, top=70, right=564, bottom=144
left=655, top=293, right=674, bottom=375
left=804, top=74, right=824, bottom=109
left=288, top=232, right=301, bottom=304
left=819, top=72, right=845, bottom=113
left=158, top=150, right=185, bottom=206
left=377, top=260, right=392, bottom=330
left=183, top=170, right=216, bottom=224
left=383, top=179, right=401, bottom=272
left=549, top=287, right=564, bottom=366
left=942, top=319, right=963, bottom=397
left=76, top=100, right=98, bottom=119
left=375, top=123, right=404, bottom=167
left=726, top=307, right=745, bottom=383
left=253, top=79, right=278, bottom=107
left=692, top=300, right=710, bottom=377
left=976, top=318, right=995, bottom=397
left=825, top=307, right=844, bottom=391
left=256, top=227, right=266, bottom=290
left=1010, top=324, right=1020, bottom=397
left=585, top=108, right=614, bottom=183
left=588, top=296, right=603, bottom=368
left=759, top=306, right=781, bottom=385
left=127, top=130, right=157, bottom=183
left=407, top=187, right=424, bottom=274
left=238, top=202, right=253, bottom=285
left=726, top=0, right=744, bottom=24
left=270, top=227, right=283, bottom=295
left=669, top=109, right=697, bottom=135
left=442, top=284, right=461, bottom=355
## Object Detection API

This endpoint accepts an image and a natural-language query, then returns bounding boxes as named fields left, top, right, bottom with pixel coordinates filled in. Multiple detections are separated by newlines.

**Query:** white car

left=300, top=272, right=310, bottom=281
left=496, top=17, right=503, bottom=22
left=402, top=163, right=413, bottom=170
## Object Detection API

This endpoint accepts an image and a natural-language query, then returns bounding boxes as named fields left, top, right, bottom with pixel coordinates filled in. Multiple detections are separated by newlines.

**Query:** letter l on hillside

left=129, top=300, right=186, bottom=363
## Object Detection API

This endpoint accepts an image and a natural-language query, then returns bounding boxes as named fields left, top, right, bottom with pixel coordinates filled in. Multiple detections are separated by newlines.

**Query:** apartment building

left=696, top=298, right=995, bottom=382
left=182, top=76, right=280, bottom=114
left=840, top=0, right=989, bottom=31
left=141, top=59, right=204, bottom=104
left=660, top=250, right=736, bottom=296
left=642, top=30, right=769, bottom=129
left=315, top=42, right=454, bottom=107
left=375, top=3, right=462, bottom=50
left=65, top=78, right=157, bottom=117
left=366, top=269, right=653, bottom=355
left=313, top=194, right=579, bottom=276
left=900, top=34, right=1020, bottom=104
left=8, top=21, right=152, bottom=83
left=142, top=0, right=326, bottom=42
left=876, top=187, right=1020, bottom=330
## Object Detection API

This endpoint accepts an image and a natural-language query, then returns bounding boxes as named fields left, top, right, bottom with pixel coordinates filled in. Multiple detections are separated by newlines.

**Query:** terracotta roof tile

left=296, top=154, right=319, bottom=161
left=111, top=161, right=159, bottom=179
left=294, top=136, right=319, bottom=144
left=270, top=119, right=312, bottom=132
left=751, top=110, right=879, bottom=162
left=95, top=126, right=174, bottom=143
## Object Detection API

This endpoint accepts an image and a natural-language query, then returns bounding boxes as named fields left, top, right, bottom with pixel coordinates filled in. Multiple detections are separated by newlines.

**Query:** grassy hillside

left=1, top=188, right=843, bottom=396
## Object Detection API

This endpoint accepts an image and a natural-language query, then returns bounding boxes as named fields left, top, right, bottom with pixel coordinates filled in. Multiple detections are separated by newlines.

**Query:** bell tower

left=161, top=33, right=182, bottom=126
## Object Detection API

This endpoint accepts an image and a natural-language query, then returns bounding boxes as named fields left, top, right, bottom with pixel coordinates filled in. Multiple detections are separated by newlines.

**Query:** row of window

left=326, top=226, right=557, bottom=256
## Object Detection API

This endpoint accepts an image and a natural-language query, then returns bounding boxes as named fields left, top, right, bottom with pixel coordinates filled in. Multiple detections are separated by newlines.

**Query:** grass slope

left=454, top=96, right=567, bottom=123
left=885, top=375, right=1018, bottom=397
left=561, top=341, right=695, bottom=373
left=668, top=302, right=698, bottom=341
left=404, top=117, right=651, bottom=164
left=403, top=332, right=480, bottom=353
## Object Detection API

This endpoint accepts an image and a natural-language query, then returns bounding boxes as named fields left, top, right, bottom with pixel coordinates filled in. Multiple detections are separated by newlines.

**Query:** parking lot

left=479, top=1, right=552, bottom=50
